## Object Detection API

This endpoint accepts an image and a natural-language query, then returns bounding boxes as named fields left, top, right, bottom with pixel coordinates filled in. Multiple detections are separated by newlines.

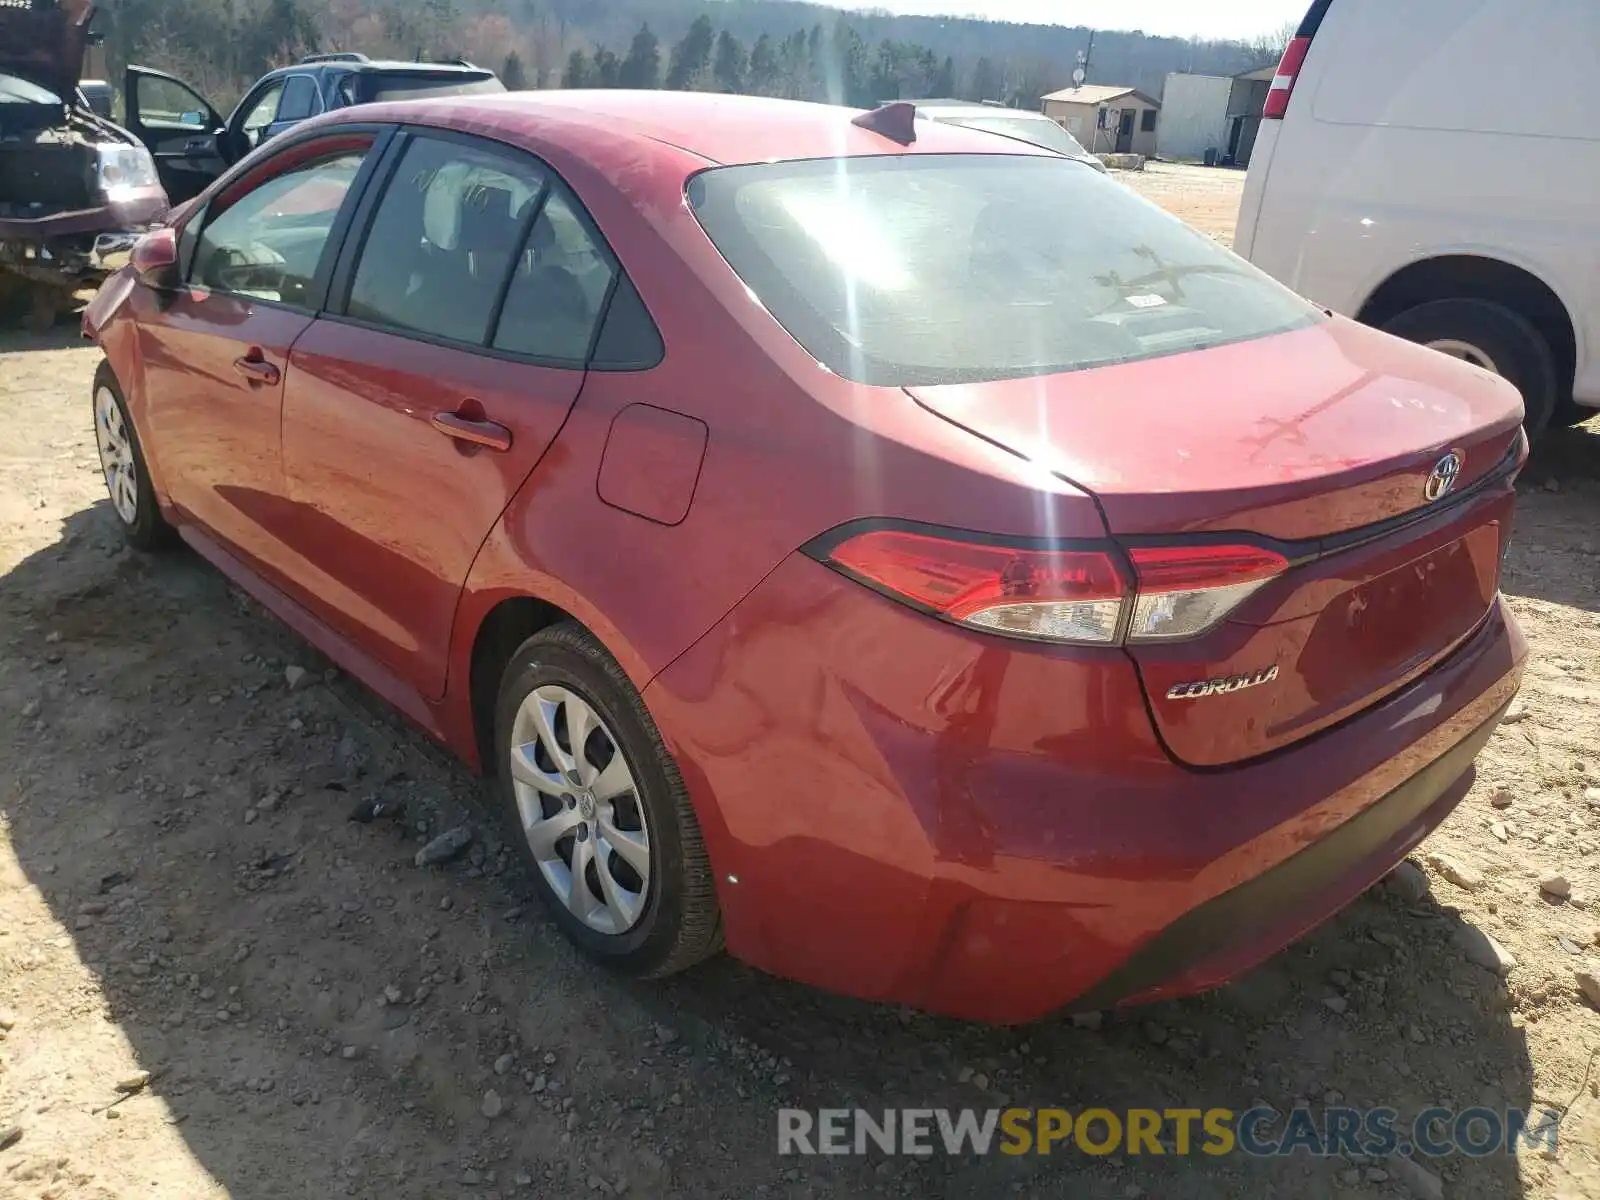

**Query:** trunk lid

left=0, top=0, right=93, bottom=101
left=908, top=317, right=1525, bottom=766
left=906, top=317, right=1523, bottom=541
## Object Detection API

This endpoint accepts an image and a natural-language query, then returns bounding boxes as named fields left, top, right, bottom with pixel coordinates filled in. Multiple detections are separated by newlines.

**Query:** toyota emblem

left=1424, top=451, right=1464, bottom=502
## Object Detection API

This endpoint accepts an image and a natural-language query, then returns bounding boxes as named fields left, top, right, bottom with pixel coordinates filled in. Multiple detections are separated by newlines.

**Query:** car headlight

left=96, top=144, right=161, bottom=200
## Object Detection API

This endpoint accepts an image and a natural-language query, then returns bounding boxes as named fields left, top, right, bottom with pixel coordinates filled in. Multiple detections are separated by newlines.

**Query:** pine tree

left=501, top=50, right=528, bottom=90
left=827, top=23, right=869, bottom=107
left=969, top=56, right=1002, bottom=103
left=593, top=48, right=621, bottom=88
left=712, top=30, right=747, bottom=94
left=666, top=14, right=714, bottom=91
left=563, top=49, right=590, bottom=88
left=619, top=22, right=661, bottom=89
left=747, top=33, right=778, bottom=96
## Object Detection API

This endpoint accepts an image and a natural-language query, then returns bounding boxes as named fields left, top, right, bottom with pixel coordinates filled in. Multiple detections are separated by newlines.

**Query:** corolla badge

left=1424, top=451, right=1464, bottom=502
left=1166, top=665, right=1279, bottom=701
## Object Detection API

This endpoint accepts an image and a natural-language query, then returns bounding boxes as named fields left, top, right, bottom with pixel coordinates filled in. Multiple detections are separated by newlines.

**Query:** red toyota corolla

left=83, top=91, right=1528, bottom=1024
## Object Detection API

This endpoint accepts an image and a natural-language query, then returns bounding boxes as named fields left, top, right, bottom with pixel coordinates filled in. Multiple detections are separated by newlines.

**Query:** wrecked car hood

left=0, top=0, right=94, bottom=101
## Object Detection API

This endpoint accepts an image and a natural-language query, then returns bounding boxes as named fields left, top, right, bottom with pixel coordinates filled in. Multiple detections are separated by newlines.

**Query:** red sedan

left=83, top=91, right=1528, bottom=1024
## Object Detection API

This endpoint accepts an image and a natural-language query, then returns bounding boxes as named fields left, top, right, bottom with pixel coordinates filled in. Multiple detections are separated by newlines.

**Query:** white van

left=1237, top=0, right=1599, bottom=440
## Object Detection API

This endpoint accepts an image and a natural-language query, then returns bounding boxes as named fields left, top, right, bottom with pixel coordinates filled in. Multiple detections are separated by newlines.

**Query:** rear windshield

left=687, top=154, right=1320, bottom=387
left=363, top=74, right=506, bottom=104
left=939, top=114, right=1090, bottom=158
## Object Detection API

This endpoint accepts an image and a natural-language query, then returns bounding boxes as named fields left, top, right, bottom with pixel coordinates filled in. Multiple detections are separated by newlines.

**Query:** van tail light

left=811, top=525, right=1288, bottom=646
left=1263, top=35, right=1312, bottom=120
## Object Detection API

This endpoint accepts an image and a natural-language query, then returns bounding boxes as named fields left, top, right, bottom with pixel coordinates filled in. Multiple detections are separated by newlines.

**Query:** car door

left=134, top=129, right=386, bottom=584
left=124, top=66, right=227, bottom=203
left=280, top=129, right=617, bottom=699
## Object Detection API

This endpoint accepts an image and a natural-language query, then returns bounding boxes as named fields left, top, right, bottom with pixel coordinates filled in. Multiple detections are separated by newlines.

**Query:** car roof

left=347, top=90, right=1058, bottom=168
left=263, top=59, right=492, bottom=79
left=917, top=103, right=1054, bottom=122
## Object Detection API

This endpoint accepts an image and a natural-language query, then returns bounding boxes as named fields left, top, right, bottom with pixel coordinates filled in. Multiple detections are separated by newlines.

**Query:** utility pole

left=1079, top=30, right=1096, bottom=86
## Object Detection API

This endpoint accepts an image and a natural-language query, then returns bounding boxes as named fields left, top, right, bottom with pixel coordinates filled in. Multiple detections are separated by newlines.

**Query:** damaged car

left=0, top=0, right=168, bottom=329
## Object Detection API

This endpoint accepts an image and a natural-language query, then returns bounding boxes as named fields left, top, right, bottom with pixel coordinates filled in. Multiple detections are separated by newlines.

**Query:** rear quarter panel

left=442, top=116, right=1109, bottom=759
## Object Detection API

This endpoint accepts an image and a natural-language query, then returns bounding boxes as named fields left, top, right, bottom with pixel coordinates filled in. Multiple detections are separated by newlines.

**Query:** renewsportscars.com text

left=778, top=1106, right=1560, bottom=1159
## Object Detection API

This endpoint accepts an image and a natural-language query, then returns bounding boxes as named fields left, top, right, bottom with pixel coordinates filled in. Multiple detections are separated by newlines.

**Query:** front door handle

left=431, top=411, right=512, bottom=452
left=232, top=355, right=280, bottom=386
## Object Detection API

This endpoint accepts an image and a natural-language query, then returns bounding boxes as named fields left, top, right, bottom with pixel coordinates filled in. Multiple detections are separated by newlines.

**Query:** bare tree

left=1247, top=19, right=1298, bottom=67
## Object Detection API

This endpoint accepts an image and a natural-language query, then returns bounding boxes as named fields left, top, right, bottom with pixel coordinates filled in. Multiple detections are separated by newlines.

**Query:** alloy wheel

left=94, top=385, right=139, bottom=525
left=508, top=684, right=651, bottom=935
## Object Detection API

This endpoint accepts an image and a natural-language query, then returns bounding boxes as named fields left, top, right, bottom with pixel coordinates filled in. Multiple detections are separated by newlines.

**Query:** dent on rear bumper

left=645, top=555, right=1527, bottom=1024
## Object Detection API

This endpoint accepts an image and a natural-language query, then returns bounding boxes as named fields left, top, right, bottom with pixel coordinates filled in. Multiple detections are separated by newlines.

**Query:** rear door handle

left=431, top=411, right=512, bottom=452
left=232, top=355, right=280, bottom=386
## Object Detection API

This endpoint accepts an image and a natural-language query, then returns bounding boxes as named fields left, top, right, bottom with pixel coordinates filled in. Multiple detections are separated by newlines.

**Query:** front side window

left=346, top=135, right=544, bottom=345
left=190, top=149, right=367, bottom=306
left=239, top=82, right=284, bottom=147
left=135, top=74, right=211, bottom=127
left=688, top=154, right=1321, bottom=387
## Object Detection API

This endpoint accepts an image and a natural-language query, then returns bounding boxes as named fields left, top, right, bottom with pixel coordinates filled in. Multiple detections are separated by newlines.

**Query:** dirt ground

left=1121, top=161, right=1252, bottom=246
left=3, top=174, right=1600, bottom=1200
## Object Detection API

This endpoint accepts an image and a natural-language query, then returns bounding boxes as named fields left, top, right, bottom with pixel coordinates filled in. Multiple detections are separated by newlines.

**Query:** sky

left=841, top=0, right=1307, bottom=40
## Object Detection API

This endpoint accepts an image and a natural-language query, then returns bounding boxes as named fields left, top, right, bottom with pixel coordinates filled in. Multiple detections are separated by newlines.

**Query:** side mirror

left=132, top=227, right=180, bottom=289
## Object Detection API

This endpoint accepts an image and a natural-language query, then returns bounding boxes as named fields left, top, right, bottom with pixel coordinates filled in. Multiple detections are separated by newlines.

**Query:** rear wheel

left=1381, top=299, right=1559, bottom=440
left=493, top=622, right=722, bottom=978
left=93, top=362, right=176, bottom=551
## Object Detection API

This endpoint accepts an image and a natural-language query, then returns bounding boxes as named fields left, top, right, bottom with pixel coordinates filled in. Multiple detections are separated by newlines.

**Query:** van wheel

left=1381, top=299, right=1558, bottom=440
left=1550, top=400, right=1594, bottom=429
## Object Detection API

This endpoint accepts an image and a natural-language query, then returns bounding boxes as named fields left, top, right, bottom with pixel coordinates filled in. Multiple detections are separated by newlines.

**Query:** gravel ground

left=1119, top=161, right=1252, bottom=246
left=3, top=176, right=1600, bottom=1199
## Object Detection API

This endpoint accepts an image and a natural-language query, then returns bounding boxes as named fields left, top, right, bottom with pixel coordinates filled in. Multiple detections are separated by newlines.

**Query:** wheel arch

left=1355, top=254, right=1578, bottom=401
left=465, top=594, right=579, bottom=779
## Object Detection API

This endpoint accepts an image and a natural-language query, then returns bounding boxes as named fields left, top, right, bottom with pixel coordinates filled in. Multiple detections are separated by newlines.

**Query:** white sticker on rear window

left=1126, top=294, right=1167, bottom=309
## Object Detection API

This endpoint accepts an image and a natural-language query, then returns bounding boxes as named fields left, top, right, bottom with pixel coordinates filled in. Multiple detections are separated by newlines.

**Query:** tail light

left=813, top=525, right=1288, bottom=646
left=1263, top=36, right=1312, bottom=120
left=1125, top=544, right=1288, bottom=641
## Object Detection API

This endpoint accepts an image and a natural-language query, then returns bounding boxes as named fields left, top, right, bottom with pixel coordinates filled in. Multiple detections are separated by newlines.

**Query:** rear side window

left=276, top=75, right=321, bottom=123
left=346, top=135, right=544, bottom=345
left=494, top=190, right=615, bottom=361
left=361, top=74, right=506, bottom=104
left=688, top=155, right=1320, bottom=387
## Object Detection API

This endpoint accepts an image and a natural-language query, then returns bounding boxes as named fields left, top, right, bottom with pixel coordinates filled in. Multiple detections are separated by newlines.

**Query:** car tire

left=1550, top=399, right=1595, bottom=429
left=1381, top=299, right=1559, bottom=440
left=493, top=621, right=723, bottom=978
left=92, top=361, right=177, bottom=552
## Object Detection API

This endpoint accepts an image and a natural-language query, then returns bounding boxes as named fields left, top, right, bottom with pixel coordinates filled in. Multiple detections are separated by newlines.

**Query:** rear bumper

left=1070, top=695, right=1507, bottom=1011
left=646, top=555, right=1526, bottom=1024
